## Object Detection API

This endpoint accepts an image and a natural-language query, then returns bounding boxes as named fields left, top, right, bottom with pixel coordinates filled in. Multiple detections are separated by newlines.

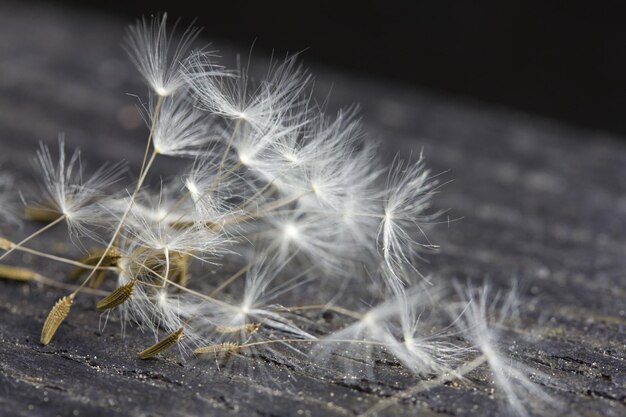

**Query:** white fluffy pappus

left=378, top=154, right=441, bottom=291
left=452, top=283, right=557, bottom=417
left=313, top=285, right=446, bottom=378
left=125, top=13, right=205, bottom=97
left=185, top=52, right=311, bottom=130
left=30, top=136, right=124, bottom=240
left=149, top=93, right=214, bottom=157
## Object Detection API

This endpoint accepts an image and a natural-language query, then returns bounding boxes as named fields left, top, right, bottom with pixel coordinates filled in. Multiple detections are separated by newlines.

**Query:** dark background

left=29, top=0, right=626, bottom=137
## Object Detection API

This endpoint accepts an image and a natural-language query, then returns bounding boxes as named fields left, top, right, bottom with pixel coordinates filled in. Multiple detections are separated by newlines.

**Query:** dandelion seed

left=378, top=154, right=440, bottom=290
left=193, top=342, right=240, bottom=355
left=215, top=323, right=261, bottom=334
left=138, top=327, right=184, bottom=359
left=71, top=247, right=121, bottom=279
left=96, top=281, right=135, bottom=310
left=0, top=264, right=39, bottom=282
left=24, top=206, right=63, bottom=222
left=148, top=94, right=213, bottom=157
left=452, top=283, right=556, bottom=417
left=387, top=288, right=468, bottom=375
left=28, top=136, right=124, bottom=240
left=41, top=294, right=74, bottom=345
left=0, top=238, right=12, bottom=251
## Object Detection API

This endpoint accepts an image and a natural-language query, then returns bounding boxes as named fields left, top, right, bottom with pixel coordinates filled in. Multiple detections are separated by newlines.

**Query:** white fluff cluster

left=0, top=14, right=556, bottom=417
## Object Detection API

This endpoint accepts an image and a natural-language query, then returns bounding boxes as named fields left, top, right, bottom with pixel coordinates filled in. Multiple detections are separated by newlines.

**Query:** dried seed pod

left=169, top=220, right=195, bottom=230
left=215, top=323, right=261, bottom=334
left=40, top=294, right=74, bottom=345
left=138, top=327, right=184, bottom=359
left=0, top=264, right=38, bottom=282
left=90, top=269, right=108, bottom=289
left=71, top=247, right=121, bottom=281
left=0, top=238, right=13, bottom=251
left=96, top=281, right=135, bottom=310
left=193, top=342, right=241, bottom=355
left=170, top=219, right=219, bottom=230
left=171, top=253, right=189, bottom=287
left=129, top=248, right=189, bottom=287
left=24, top=206, right=62, bottom=222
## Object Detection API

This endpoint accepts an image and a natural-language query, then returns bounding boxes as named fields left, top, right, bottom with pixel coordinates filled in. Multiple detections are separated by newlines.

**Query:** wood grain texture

left=0, top=1, right=624, bottom=416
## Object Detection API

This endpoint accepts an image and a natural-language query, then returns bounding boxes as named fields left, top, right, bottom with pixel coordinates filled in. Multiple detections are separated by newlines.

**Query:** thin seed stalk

left=75, top=151, right=157, bottom=293
left=75, top=93, right=164, bottom=293
left=0, top=214, right=66, bottom=261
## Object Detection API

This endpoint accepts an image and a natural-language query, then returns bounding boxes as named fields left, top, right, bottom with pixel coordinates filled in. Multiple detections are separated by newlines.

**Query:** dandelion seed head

left=30, top=136, right=124, bottom=240
left=125, top=14, right=203, bottom=96
left=150, top=95, right=212, bottom=157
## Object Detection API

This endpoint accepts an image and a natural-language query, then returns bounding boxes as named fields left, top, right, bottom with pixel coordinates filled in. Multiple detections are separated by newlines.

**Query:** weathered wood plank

left=0, top=1, right=624, bottom=416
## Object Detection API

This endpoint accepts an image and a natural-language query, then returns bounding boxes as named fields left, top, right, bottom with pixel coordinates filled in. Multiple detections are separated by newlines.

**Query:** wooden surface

left=0, top=1, right=625, bottom=416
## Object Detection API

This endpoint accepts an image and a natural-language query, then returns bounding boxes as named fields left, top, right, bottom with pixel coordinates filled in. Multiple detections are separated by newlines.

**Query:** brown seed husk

left=215, top=323, right=261, bottom=334
left=129, top=248, right=189, bottom=287
left=0, top=264, right=38, bottom=281
left=96, top=282, right=134, bottom=310
left=193, top=342, right=240, bottom=355
left=174, top=253, right=189, bottom=287
left=40, top=294, right=74, bottom=345
left=70, top=247, right=121, bottom=282
left=138, top=327, right=184, bottom=359
left=0, top=237, right=13, bottom=251
left=25, top=206, right=62, bottom=222
left=90, top=269, right=108, bottom=289
left=170, top=219, right=219, bottom=230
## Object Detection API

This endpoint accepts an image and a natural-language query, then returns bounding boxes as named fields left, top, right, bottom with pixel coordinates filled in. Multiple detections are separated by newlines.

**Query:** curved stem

left=0, top=215, right=66, bottom=261
left=128, top=259, right=232, bottom=309
left=4, top=244, right=118, bottom=270
left=219, top=191, right=311, bottom=227
left=161, top=247, right=170, bottom=288
left=164, top=120, right=244, bottom=225
left=75, top=151, right=157, bottom=295
left=217, top=119, right=241, bottom=176
left=34, top=274, right=110, bottom=297
left=139, top=95, right=163, bottom=179
left=208, top=256, right=262, bottom=297
left=358, top=354, right=488, bottom=417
